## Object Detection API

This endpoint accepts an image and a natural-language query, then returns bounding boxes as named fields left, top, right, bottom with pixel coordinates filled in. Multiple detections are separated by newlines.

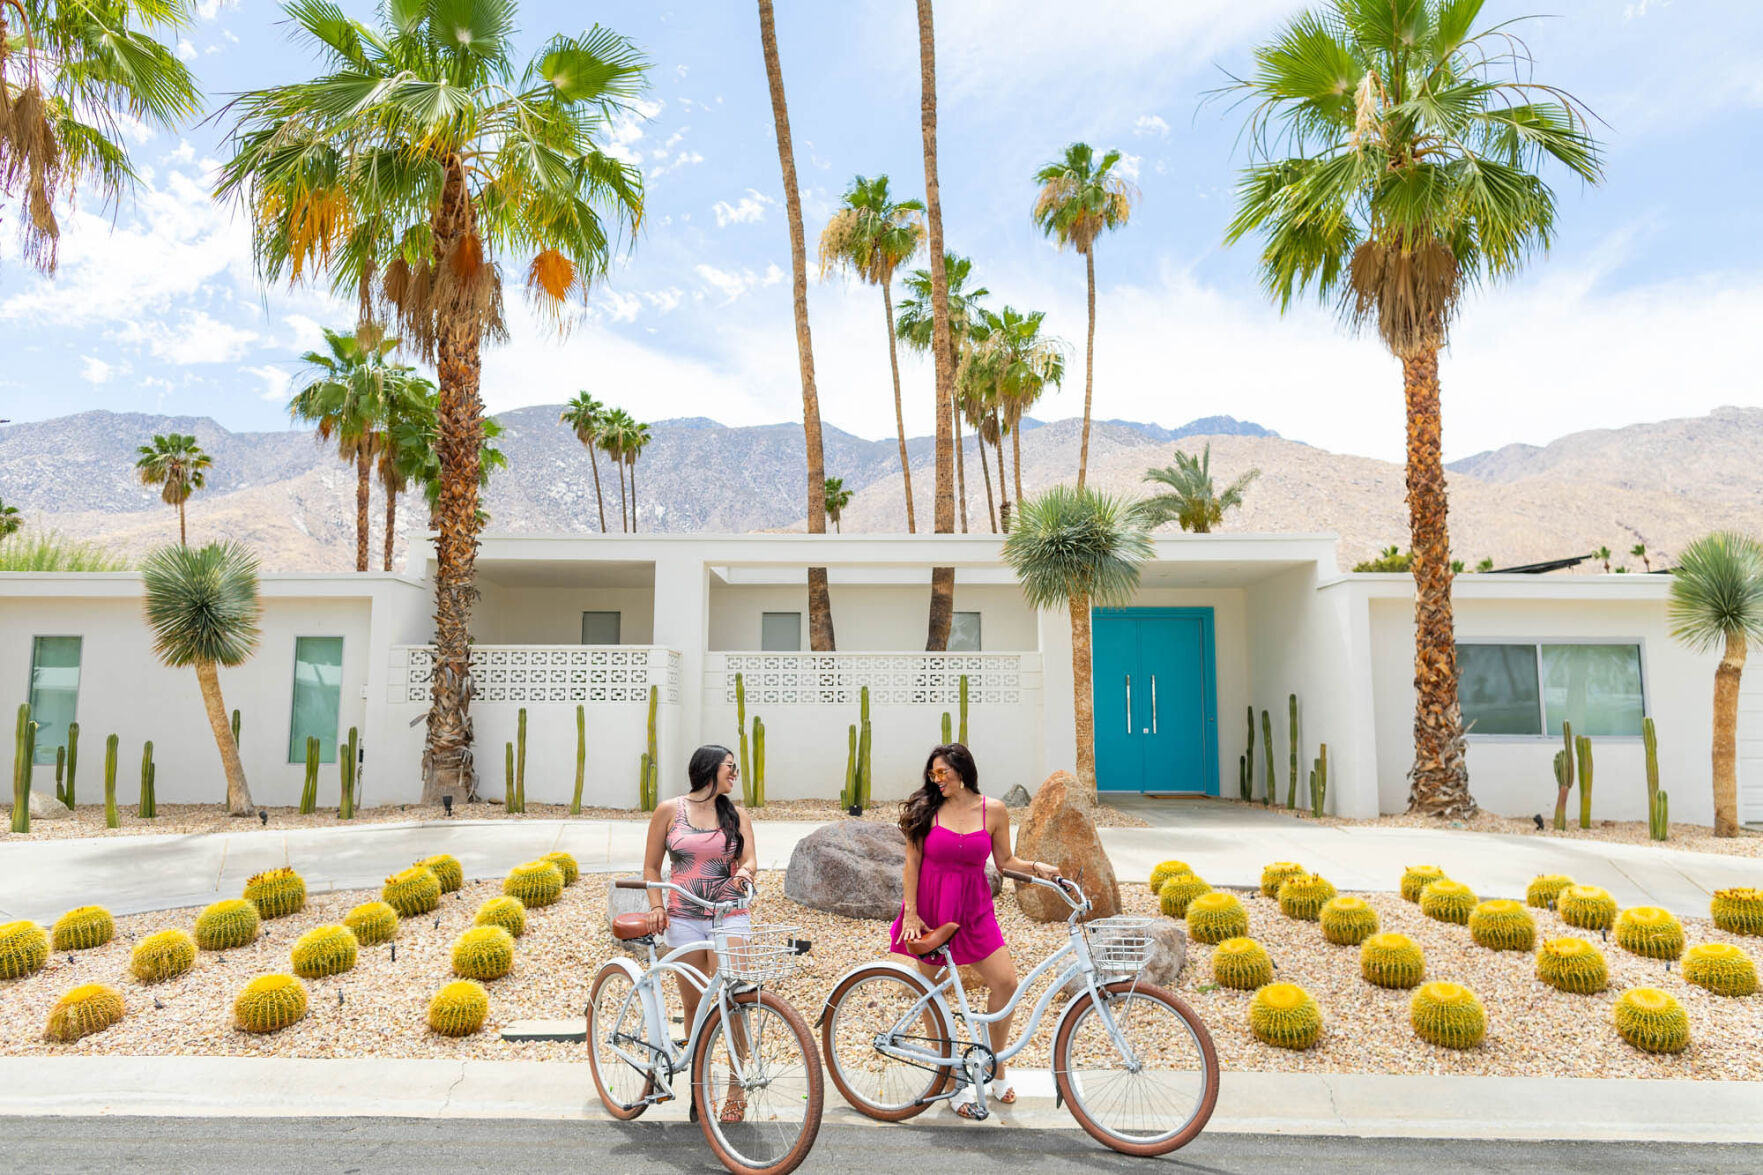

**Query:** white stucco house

left=5, top=531, right=1760, bottom=828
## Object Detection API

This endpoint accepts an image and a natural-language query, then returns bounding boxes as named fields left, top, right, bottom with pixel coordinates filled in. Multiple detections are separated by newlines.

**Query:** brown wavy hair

left=898, top=744, right=979, bottom=845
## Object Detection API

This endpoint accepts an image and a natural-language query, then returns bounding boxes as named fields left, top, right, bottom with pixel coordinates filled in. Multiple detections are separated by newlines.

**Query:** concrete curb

left=1, top=1057, right=1757, bottom=1143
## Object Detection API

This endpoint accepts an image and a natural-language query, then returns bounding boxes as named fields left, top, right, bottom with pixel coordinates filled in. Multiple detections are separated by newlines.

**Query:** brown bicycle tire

left=586, top=962, right=655, bottom=1121
left=820, top=965, right=954, bottom=1122
left=692, top=988, right=824, bottom=1175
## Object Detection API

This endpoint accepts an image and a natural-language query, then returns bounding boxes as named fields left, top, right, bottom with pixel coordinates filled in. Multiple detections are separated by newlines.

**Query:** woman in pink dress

left=891, top=743, right=1058, bottom=1116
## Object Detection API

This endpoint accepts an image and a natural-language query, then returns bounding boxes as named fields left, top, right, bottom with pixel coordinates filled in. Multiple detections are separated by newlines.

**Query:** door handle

left=1151, top=675, right=1158, bottom=735
left=1125, top=675, right=1132, bottom=734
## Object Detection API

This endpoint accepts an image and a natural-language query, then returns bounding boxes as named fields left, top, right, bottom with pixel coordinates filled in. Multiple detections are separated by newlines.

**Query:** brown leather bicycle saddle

left=901, top=922, right=960, bottom=956
left=611, top=913, right=655, bottom=941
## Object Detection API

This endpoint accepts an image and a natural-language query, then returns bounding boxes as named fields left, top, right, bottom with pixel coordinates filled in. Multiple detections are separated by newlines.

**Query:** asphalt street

left=6, top=1117, right=1755, bottom=1174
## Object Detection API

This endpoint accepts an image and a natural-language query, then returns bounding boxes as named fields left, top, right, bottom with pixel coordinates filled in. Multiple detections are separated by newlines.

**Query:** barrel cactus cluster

left=1248, top=982, right=1322, bottom=1050
left=0, top=920, right=50, bottom=979
left=130, top=928, right=197, bottom=983
left=1318, top=896, right=1378, bottom=946
left=44, top=983, right=125, bottom=1043
left=1418, top=879, right=1477, bottom=926
left=503, top=860, right=565, bottom=909
left=244, top=868, right=307, bottom=920
left=194, top=899, right=260, bottom=951
left=416, top=854, right=464, bottom=893
left=1399, top=865, right=1446, bottom=904
left=383, top=865, right=443, bottom=917
left=1613, top=907, right=1685, bottom=961
left=542, top=851, right=580, bottom=887
left=1681, top=942, right=1757, bottom=998
left=1710, top=888, right=1763, bottom=936
left=1150, top=860, right=1194, bottom=895
left=452, top=925, right=516, bottom=981
left=234, top=973, right=309, bottom=1034
left=1535, top=936, right=1607, bottom=994
left=1156, top=872, right=1211, bottom=919
left=51, top=906, right=115, bottom=951
left=1409, top=981, right=1486, bottom=1050
left=344, top=900, right=399, bottom=946
left=1526, top=874, right=1574, bottom=910
left=1276, top=873, right=1336, bottom=921
left=428, top=980, right=490, bottom=1037
left=1211, top=937, right=1273, bottom=990
left=290, top=924, right=360, bottom=979
left=1556, top=885, right=1618, bottom=932
left=1185, top=891, right=1247, bottom=944
left=1468, top=900, right=1535, bottom=952
left=1613, top=987, right=1689, bottom=1054
left=1259, top=862, right=1305, bottom=898
left=1360, top=932, right=1426, bottom=989
left=475, top=896, right=527, bottom=938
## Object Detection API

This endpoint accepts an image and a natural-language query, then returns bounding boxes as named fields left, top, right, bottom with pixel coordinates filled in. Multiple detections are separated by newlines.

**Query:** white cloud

left=176, top=38, right=198, bottom=62
left=693, top=263, right=783, bottom=303
left=1115, top=152, right=1143, bottom=182
left=643, top=288, right=685, bottom=313
left=165, top=139, right=196, bottom=164
left=196, top=0, right=238, bottom=19
left=711, top=189, right=774, bottom=227
left=600, top=289, right=641, bottom=323
left=282, top=314, right=327, bottom=354
left=112, top=311, right=258, bottom=365
left=1133, top=114, right=1171, bottom=138
left=244, top=365, right=293, bottom=404
left=80, top=356, right=117, bottom=384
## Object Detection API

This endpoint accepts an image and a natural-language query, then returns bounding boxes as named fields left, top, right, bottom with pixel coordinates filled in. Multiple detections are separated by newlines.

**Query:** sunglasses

left=930, top=767, right=956, bottom=782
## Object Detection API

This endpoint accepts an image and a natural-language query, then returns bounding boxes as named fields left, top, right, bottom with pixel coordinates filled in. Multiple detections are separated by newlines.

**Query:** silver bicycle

left=588, top=879, right=823, bottom=1175
left=819, top=869, right=1218, bottom=1156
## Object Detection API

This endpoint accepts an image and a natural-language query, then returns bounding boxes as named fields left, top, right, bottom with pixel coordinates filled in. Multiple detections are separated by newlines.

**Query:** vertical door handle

left=1124, top=675, right=1132, bottom=734
left=1151, top=675, right=1158, bottom=735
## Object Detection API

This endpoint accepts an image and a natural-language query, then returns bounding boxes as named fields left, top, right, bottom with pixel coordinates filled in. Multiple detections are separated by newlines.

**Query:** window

left=581, top=611, right=622, bottom=645
left=1457, top=641, right=1645, bottom=738
left=288, top=637, right=344, bottom=764
left=28, top=636, right=81, bottom=764
left=949, top=611, right=983, bottom=652
left=761, top=612, right=802, bottom=652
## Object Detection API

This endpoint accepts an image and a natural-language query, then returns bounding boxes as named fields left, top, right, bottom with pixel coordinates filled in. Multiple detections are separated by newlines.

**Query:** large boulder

left=784, top=819, right=1001, bottom=921
left=1011, top=771, right=1121, bottom=921
left=28, top=790, right=72, bottom=821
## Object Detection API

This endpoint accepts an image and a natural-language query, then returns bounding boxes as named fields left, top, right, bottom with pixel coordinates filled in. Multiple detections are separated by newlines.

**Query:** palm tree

left=1140, top=444, right=1261, bottom=533
left=623, top=419, right=652, bottom=532
left=0, top=0, right=200, bottom=273
left=1003, top=485, right=1153, bottom=798
left=392, top=404, right=507, bottom=533
left=216, top=1, right=648, bottom=804
left=0, top=499, right=21, bottom=539
left=1632, top=543, right=1652, bottom=573
left=1594, top=545, right=1613, bottom=574
left=559, top=392, right=610, bottom=533
left=757, top=0, right=835, bottom=651
left=819, top=175, right=924, bottom=532
left=962, top=306, right=1065, bottom=512
left=1223, top=0, right=1602, bottom=819
left=598, top=408, right=635, bottom=532
left=375, top=379, right=436, bottom=571
left=1668, top=533, right=1763, bottom=837
left=290, top=325, right=426, bottom=572
left=134, top=433, right=211, bottom=546
left=898, top=253, right=989, bottom=532
left=913, top=0, right=957, bottom=651
left=140, top=541, right=260, bottom=815
left=824, top=477, right=853, bottom=533
left=1031, top=142, right=1136, bottom=490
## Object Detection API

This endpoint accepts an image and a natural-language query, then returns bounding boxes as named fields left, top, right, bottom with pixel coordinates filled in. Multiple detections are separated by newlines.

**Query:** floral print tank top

left=665, top=798, right=741, bottom=919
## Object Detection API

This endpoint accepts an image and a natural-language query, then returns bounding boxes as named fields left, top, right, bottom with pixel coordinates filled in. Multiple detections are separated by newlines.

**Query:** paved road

left=8, top=1117, right=1755, bottom=1174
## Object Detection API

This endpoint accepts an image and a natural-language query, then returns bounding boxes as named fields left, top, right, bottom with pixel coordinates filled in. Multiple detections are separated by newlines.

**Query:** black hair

left=686, top=743, right=743, bottom=858
left=898, top=743, right=979, bottom=846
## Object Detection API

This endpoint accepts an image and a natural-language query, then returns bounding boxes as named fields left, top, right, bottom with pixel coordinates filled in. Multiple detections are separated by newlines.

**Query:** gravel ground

left=3, top=869, right=1758, bottom=1080
left=1215, top=797, right=1763, bottom=859
left=0, top=795, right=1145, bottom=842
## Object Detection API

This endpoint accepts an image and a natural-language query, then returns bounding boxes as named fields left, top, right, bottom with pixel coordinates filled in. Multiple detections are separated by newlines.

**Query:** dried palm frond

left=1344, top=236, right=1460, bottom=359
left=816, top=206, right=864, bottom=279
left=3, top=84, right=62, bottom=270
left=1350, top=71, right=1384, bottom=151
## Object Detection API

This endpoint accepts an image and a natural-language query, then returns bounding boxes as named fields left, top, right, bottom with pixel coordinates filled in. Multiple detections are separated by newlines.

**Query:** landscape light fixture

left=442, top=795, right=453, bottom=817
left=259, top=810, right=268, bottom=826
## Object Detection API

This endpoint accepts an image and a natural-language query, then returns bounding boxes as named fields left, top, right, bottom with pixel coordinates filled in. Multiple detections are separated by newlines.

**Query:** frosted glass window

left=1543, top=644, right=1645, bottom=737
left=761, top=612, right=801, bottom=652
left=949, top=612, right=983, bottom=652
left=288, top=637, right=344, bottom=763
left=581, top=611, right=621, bottom=644
left=28, top=636, right=81, bottom=765
left=1457, top=643, right=1541, bottom=735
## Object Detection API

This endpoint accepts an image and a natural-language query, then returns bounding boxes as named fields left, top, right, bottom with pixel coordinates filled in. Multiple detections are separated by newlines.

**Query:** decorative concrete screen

left=719, top=653, right=1024, bottom=707
left=392, top=645, right=681, bottom=706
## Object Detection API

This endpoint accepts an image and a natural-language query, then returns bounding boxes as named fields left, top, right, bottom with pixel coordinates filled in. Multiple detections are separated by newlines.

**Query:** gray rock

left=28, top=790, right=72, bottom=821
left=1002, top=784, right=1032, bottom=809
left=783, top=819, right=1001, bottom=921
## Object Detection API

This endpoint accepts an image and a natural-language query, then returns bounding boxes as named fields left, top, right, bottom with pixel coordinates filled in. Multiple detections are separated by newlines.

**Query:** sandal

left=952, top=1098, right=985, bottom=1120
left=990, top=1079, right=1017, bottom=1105
left=719, top=1090, right=748, bottom=1124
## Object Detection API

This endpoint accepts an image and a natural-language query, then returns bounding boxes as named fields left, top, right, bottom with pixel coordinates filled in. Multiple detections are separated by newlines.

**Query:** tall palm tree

left=1140, top=444, right=1261, bottom=533
left=140, top=541, right=260, bottom=815
left=1031, top=143, right=1136, bottom=490
left=375, top=379, right=437, bottom=572
left=819, top=174, right=924, bottom=531
left=1594, top=545, right=1613, bottom=574
left=216, top=1, right=648, bottom=804
left=598, top=408, right=635, bottom=532
left=1631, top=542, right=1652, bottom=573
left=913, top=0, right=956, bottom=651
left=757, top=0, right=835, bottom=651
left=962, top=306, right=1065, bottom=511
left=0, top=0, right=200, bottom=273
left=1667, top=532, right=1763, bottom=838
left=392, top=404, right=507, bottom=533
left=559, top=392, right=610, bottom=533
left=824, top=477, right=852, bottom=533
left=898, top=253, right=989, bottom=532
left=1003, top=485, right=1153, bottom=798
left=0, top=499, right=21, bottom=538
left=1223, top=0, right=1602, bottom=819
left=623, top=418, right=652, bottom=532
left=134, top=433, right=211, bottom=546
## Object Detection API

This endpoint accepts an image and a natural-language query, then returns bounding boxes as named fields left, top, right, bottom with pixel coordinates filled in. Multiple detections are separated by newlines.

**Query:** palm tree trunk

left=1400, top=347, right=1472, bottom=818
left=616, top=460, right=629, bottom=532
left=883, top=281, right=915, bottom=533
left=422, top=153, right=485, bottom=807
left=355, top=445, right=372, bottom=573
left=383, top=487, right=397, bottom=572
left=992, top=407, right=1010, bottom=530
left=589, top=446, right=608, bottom=533
left=950, top=367, right=969, bottom=532
left=629, top=459, right=639, bottom=533
left=916, top=0, right=955, bottom=652
left=1011, top=415, right=1025, bottom=508
left=976, top=428, right=998, bottom=533
left=195, top=659, right=253, bottom=814
left=1712, top=631, right=1746, bottom=836
left=177, top=498, right=187, bottom=547
left=1077, top=248, right=1097, bottom=489
left=759, top=0, right=836, bottom=652
left=1068, top=593, right=1097, bottom=799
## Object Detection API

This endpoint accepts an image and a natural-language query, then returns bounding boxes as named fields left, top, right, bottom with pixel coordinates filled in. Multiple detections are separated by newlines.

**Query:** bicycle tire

left=1052, top=979, right=1219, bottom=1156
left=692, top=988, right=824, bottom=1175
left=586, top=961, right=656, bottom=1120
left=820, top=965, right=953, bottom=1121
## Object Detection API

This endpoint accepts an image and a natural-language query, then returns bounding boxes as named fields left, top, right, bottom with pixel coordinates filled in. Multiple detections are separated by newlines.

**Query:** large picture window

left=949, top=611, right=983, bottom=652
left=761, top=612, right=802, bottom=652
left=1457, top=641, right=1646, bottom=738
left=28, top=636, right=81, bottom=764
left=288, top=637, right=344, bottom=763
left=580, top=611, right=621, bottom=645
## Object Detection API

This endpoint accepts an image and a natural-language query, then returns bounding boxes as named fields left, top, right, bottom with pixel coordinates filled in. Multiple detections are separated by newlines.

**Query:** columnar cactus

left=1410, top=981, right=1486, bottom=1049
left=1553, top=720, right=1574, bottom=831
left=138, top=739, right=155, bottom=819
left=343, top=900, right=399, bottom=946
left=1277, top=874, right=1337, bottom=921
left=505, top=740, right=517, bottom=814
left=1239, top=754, right=1250, bottom=802
left=503, top=860, right=564, bottom=909
left=0, top=920, right=50, bottom=979
left=1318, top=896, right=1379, bottom=946
left=11, top=703, right=32, bottom=834
left=1535, top=937, right=1607, bottom=994
left=290, top=924, right=360, bottom=978
left=103, top=733, right=118, bottom=829
left=644, top=685, right=660, bottom=811
left=231, top=708, right=242, bottom=747
left=857, top=684, right=873, bottom=810
left=942, top=711, right=952, bottom=744
left=1613, top=907, right=1685, bottom=960
left=130, top=928, right=197, bottom=983
left=753, top=715, right=766, bottom=807
left=338, top=726, right=358, bottom=819
left=62, top=721, right=78, bottom=809
left=1185, top=892, right=1249, bottom=944
left=736, top=671, right=750, bottom=803
left=842, top=723, right=857, bottom=810
left=1149, top=860, right=1193, bottom=895
left=1642, top=717, right=1667, bottom=841
left=475, top=896, right=527, bottom=937
left=1310, top=744, right=1328, bottom=818
left=957, top=673, right=969, bottom=746
left=382, top=866, right=442, bottom=917
left=1468, top=900, right=1535, bottom=952
left=1557, top=885, right=1618, bottom=932
left=1260, top=709, right=1274, bottom=805
left=1212, top=936, right=1273, bottom=990
left=418, top=854, right=464, bottom=893
left=515, top=706, right=527, bottom=814
left=1156, top=872, right=1210, bottom=918
left=54, top=744, right=65, bottom=805
left=1575, top=734, right=1594, bottom=829
left=1613, top=988, right=1688, bottom=1054
left=299, top=736, right=319, bottom=815
left=194, top=899, right=261, bottom=950
left=451, top=925, right=516, bottom=981
left=1248, top=982, right=1322, bottom=1050
left=1399, top=865, right=1446, bottom=903
left=1260, top=862, right=1305, bottom=898
left=1360, top=932, right=1425, bottom=989
left=234, top=974, right=309, bottom=1033
left=1681, top=942, right=1757, bottom=997
left=1285, top=694, right=1299, bottom=809
left=1419, top=879, right=1478, bottom=926
left=51, top=905, right=115, bottom=951
left=571, top=703, right=586, bottom=816
left=428, top=980, right=490, bottom=1037
left=1526, top=874, right=1573, bottom=909
left=44, top=983, right=125, bottom=1043
left=1244, top=705, right=1255, bottom=803
left=244, top=867, right=307, bottom=919
left=1711, top=888, right=1763, bottom=936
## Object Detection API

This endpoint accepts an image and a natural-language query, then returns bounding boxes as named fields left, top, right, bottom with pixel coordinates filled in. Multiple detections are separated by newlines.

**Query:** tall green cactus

left=857, top=684, right=873, bottom=811
left=1239, top=753, right=1250, bottom=801
left=1260, top=709, right=1274, bottom=806
left=339, top=727, right=358, bottom=819
left=641, top=685, right=659, bottom=812
left=1311, top=744, right=1328, bottom=817
left=1575, top=735, right=1593, bottom=830
left=571, top=704, right=585, bottom=816
left=958, top=674, right=969, bottom=745
left=1552, top=720, right=1574, bottom=830
left=843, top=724, right=858, bottom=808
left=139, top=740, right=156, bottom=819
left=1286, top=694, right=1299, bottom=809
left=515, top=707, right=527, bottom=814
left=753, top=716, right=766, bottom=808
left=1244, top=706, right=1255, bottom=803
left=300, top=736, right=319, bottom=815
left=1642, top=717, right=1666, bottom=841
left=735, top=672, right=751, bottom=805
left=63, top=722, right=78, bottom=809
left=54, top=745, right=66, bottom=807
left=103, top=734, right=119, bottom=829
left=505, top=741, right=516, bottom=812
left=231, top=709, right=242, bottom=747
left=638, top=752, right=652, bottom=811
left=12, top=703, right=33, bottom=833
left=941, top=712, right=952, bottom=743
left=1650, top=790, right=1669, bottom=842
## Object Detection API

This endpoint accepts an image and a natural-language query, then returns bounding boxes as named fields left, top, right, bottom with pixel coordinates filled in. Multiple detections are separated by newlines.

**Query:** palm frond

left=140, top=541, right=263, bottom=669
left=1668, top=532, right=1763, bottom=654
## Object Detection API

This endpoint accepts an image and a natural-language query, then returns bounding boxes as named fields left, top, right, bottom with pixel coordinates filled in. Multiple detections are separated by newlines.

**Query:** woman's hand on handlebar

left=646, top=903, right=668, bottom=936
left=1030, top=860, right=1060, bottom=881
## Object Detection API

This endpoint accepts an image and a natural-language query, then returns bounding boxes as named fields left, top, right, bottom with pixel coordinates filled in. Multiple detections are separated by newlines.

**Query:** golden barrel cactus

left=0, top=920, right=51, bottom=979
left=383, top=866, right=443, bottom=918
left=343, top=901, right=399, bottom=946
left=234, top=974, right=309, bottom=1034
left=1248, top=982, right=1322, bottom=1050
left=452, top=925, right=516, bottom=981
left=1710, top=888, right=1763, bottom=936
left=1360, top=932, right=1425, bottom=989
left=290, top=924, right=360, bottom=979
left=1410, top=981, right=1486, bottom=1050
left=52, top=906, right=115, bottom=951
left=417, top=854, right=464, bottom=893
left=130, top=928, right=197, bottom=983
left=1614, top=907, right=1685, bottom=961
left=542, top=851, right=580, bottom=887
left=1419, top=879, right=1478, bottom=925
left=1185, top=891, right=1248, bottom=944
left=1319, top=896, right=1379, bottom=946
left=1682, top=942, right=1758, bottom=998
left=1277, top=874, right=1337, bottom=921
left=1613, top=987, right=1689, bottom=1054
left=1468, top=900, right=1536, bottom=952
left=1557, top=885, right=1618, bottom=931
left=475, top=896, right=527, bottom=938
left=1150, top=860, right=1194, bottom=895
left=1526, top=874, right=1573, bottom=909
left=1157, top=873, right=1211, bottom=919
left=194, top=899, right=261, bottom=951
left=243, top=867, right=307, bottom=919
left=428, top=980, right=490, bottom=1037
left=1212, top=937, right=1273, bottom=990
left=1536, top=936, right=1607, bottom=994
left=503, top=861, right=565, bottom=909
left=1259, top=862, right=1305, bottom=898
left=1400, top=865, right=1446, bottom=903
left=44, top=983, right=125, bottom=1043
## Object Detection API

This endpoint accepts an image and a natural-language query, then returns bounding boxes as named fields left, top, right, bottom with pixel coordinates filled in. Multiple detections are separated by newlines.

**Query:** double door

left=1092, top=608, right=1217, bottom=794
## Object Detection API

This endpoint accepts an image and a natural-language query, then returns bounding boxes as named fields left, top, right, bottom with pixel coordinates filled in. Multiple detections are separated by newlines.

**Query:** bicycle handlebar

left=1003, top=869, right=1088, bottom=912
left=615, top=876, right=755, bottom=914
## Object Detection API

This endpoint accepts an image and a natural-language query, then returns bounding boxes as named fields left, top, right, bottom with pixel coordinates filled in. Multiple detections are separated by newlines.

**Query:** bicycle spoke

left=1059, top=989, right=1211, bottom=1147
left=700, top=995, right=818, bottom=1172
left=824, top=972, right=949, bottom=1116
left=588, top=967, right=655, bottom=1117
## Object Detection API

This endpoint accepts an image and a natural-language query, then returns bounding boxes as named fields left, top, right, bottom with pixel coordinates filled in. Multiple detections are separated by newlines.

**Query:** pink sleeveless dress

left=890, top=796, right=1007, bottom=966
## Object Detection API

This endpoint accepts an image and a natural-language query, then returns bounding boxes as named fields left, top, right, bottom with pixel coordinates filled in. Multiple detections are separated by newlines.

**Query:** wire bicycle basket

left=716, top=922, right=807, bottom=983
left=1084, top=916, right=1158, bottom=977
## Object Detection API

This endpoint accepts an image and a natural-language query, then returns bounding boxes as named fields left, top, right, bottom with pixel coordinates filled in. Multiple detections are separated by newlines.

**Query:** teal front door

left=1092, top=608, right=1218, bottom=794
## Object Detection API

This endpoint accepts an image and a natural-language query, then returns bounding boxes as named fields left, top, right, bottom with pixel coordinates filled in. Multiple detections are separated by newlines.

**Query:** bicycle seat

left=611, top=913, right=655, bottom=942
left=901, top=922, right=960, bottom=956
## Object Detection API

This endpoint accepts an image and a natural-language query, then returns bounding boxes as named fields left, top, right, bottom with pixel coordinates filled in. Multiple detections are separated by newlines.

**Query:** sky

left=2, top=0, right=1760, bottom=463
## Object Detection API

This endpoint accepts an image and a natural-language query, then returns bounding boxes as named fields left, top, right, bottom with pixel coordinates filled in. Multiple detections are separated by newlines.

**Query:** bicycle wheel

left=693, top=988, right=823, bottom=1175
left=587, top=962, right=656, bottom=1120
left=1053, top=979, right=1219, bottom=1156
left=821, top=965, right=953, bottom=1121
